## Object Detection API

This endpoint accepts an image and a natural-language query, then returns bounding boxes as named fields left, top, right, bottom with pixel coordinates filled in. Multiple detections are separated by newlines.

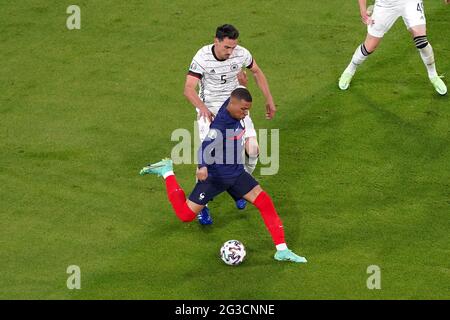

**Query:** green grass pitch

left=1, top=1, right=449, bottom=299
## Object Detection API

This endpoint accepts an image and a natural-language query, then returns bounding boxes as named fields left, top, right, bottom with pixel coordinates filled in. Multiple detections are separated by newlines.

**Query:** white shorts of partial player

left=369, top=0, right=426, bottom=38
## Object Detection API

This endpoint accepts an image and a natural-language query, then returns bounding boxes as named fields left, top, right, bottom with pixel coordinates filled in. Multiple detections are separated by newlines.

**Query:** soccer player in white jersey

left=339, top=0, right=448, bottom=95
left=184, top=24, right=277, bottom=225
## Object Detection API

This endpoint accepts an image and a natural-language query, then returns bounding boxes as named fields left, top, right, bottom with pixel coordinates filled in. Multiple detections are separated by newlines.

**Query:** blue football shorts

left=188, top=171, right=259, bottom=205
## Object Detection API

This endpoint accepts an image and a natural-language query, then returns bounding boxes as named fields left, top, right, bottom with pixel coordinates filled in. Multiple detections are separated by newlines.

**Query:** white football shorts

left=368, top=0, right=426, bottom=38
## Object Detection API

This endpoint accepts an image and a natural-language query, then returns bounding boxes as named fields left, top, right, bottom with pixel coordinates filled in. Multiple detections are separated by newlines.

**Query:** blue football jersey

left=198, top=98, right=246, bottom=179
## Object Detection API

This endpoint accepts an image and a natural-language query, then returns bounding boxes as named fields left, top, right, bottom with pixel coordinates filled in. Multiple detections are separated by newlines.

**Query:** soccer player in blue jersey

left=140, top=88, right=306, bottom=263
left=184, top=24, right=277, bottom=225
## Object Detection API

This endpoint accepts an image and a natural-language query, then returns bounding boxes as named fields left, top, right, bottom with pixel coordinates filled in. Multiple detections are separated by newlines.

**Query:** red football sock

left=253, top=191, right=286, bottom=245
left=164, top=175, right=196, bottom=222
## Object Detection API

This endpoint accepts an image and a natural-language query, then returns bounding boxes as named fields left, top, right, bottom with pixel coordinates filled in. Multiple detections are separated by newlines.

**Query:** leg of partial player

left=236, top=136, right=260, bottom=210
left=196, top=116, right=214, bottom=225
left=139, top=158, right=202, bottom=222
left=244, top=136, right=259, bottom=175
left=339, top=34, right=381, bottom=90
left=244, top=185, right=307, bottom=263
left=410, top=25, right=447, bottom=95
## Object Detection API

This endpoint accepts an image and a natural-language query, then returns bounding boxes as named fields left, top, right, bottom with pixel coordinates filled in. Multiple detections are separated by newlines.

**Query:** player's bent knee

left=187, top=200, right=203, bottom=213
left=364, top=35, right=381, bottom=52
left=179, top=200, right=202, bottom=222
left=410, top=24, right=427, bottom=38
left=244, top=185, right=263, bottom=203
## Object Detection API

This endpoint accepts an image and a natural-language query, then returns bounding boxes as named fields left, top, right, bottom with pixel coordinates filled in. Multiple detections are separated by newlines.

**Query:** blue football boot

left=197, top=206, right=213, bottom=225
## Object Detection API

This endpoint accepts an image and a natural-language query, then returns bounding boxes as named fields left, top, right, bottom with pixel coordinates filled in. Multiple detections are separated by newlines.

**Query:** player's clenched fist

left=265, top=101, right=276, bottom=119
left=237, top=70, right=248, bottom=87
left=196, top=166, right=208, bottom=181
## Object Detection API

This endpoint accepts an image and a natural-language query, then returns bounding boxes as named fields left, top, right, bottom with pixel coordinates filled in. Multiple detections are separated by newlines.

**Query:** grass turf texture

left=1, top=1, right=449, bottom=299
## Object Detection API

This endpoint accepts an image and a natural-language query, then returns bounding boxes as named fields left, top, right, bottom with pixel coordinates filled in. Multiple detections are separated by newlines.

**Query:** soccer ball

left=220, top=240, right=246, bottom=266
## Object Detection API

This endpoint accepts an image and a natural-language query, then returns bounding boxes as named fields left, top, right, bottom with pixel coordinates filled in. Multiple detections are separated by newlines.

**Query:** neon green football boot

left=430, top=75, right=447, bottom=96
left=338, top=71, right=354, bottom=90
left=139, top=158, right=173, bottom=177
left=274, top=249, right=307, bottom=263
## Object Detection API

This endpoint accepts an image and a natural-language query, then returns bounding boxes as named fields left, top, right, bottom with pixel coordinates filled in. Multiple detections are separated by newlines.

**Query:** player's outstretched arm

left=183, top=75, right=214, bottom=122
left=358, top=0, right=367, bottom=14
left=249, top=60, right=276, bottom=119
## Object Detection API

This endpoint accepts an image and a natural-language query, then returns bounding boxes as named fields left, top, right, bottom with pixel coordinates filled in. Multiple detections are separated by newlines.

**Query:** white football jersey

left=188, top=44, right=253, bottom=113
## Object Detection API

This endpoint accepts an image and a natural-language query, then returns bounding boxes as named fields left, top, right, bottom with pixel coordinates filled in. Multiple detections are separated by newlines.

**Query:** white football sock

left=418, top=44, right=438, bottom=79
left=344, top=44, right=371, bottom=75
left=163, top=171, right=174, bottom=179
left=276, top=243, right=288, bottom=251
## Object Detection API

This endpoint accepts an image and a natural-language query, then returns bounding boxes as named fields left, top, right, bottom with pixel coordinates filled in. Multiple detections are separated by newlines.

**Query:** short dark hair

left=231, top=87, right=252, bottom=102
left=215, top=24, right=239, bottom=41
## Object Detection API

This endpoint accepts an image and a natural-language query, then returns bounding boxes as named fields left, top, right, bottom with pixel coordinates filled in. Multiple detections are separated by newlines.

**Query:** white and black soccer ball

left=220, top=240, right=246, bottom=266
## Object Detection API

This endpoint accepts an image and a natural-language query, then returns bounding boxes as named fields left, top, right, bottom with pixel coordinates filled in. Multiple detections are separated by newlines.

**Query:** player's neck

left=211, top=45, right=226, bottom=62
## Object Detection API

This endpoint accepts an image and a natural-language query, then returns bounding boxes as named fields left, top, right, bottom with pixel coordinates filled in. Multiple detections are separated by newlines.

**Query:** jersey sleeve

left=188, top=50, right=206, bottom=79
left=242, top=47, right=254, bottom=69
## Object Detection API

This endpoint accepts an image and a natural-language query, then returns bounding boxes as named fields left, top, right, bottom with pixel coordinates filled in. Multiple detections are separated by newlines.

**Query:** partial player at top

left=184, top=24, right=276, bottom=127
left=338, top=0, right=447, bottom=95
left=187, top=27, right=254, bottom=118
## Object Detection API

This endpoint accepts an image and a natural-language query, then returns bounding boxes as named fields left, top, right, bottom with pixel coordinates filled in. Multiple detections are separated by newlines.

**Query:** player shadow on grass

left=353, top=89, right=449, bottom=153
